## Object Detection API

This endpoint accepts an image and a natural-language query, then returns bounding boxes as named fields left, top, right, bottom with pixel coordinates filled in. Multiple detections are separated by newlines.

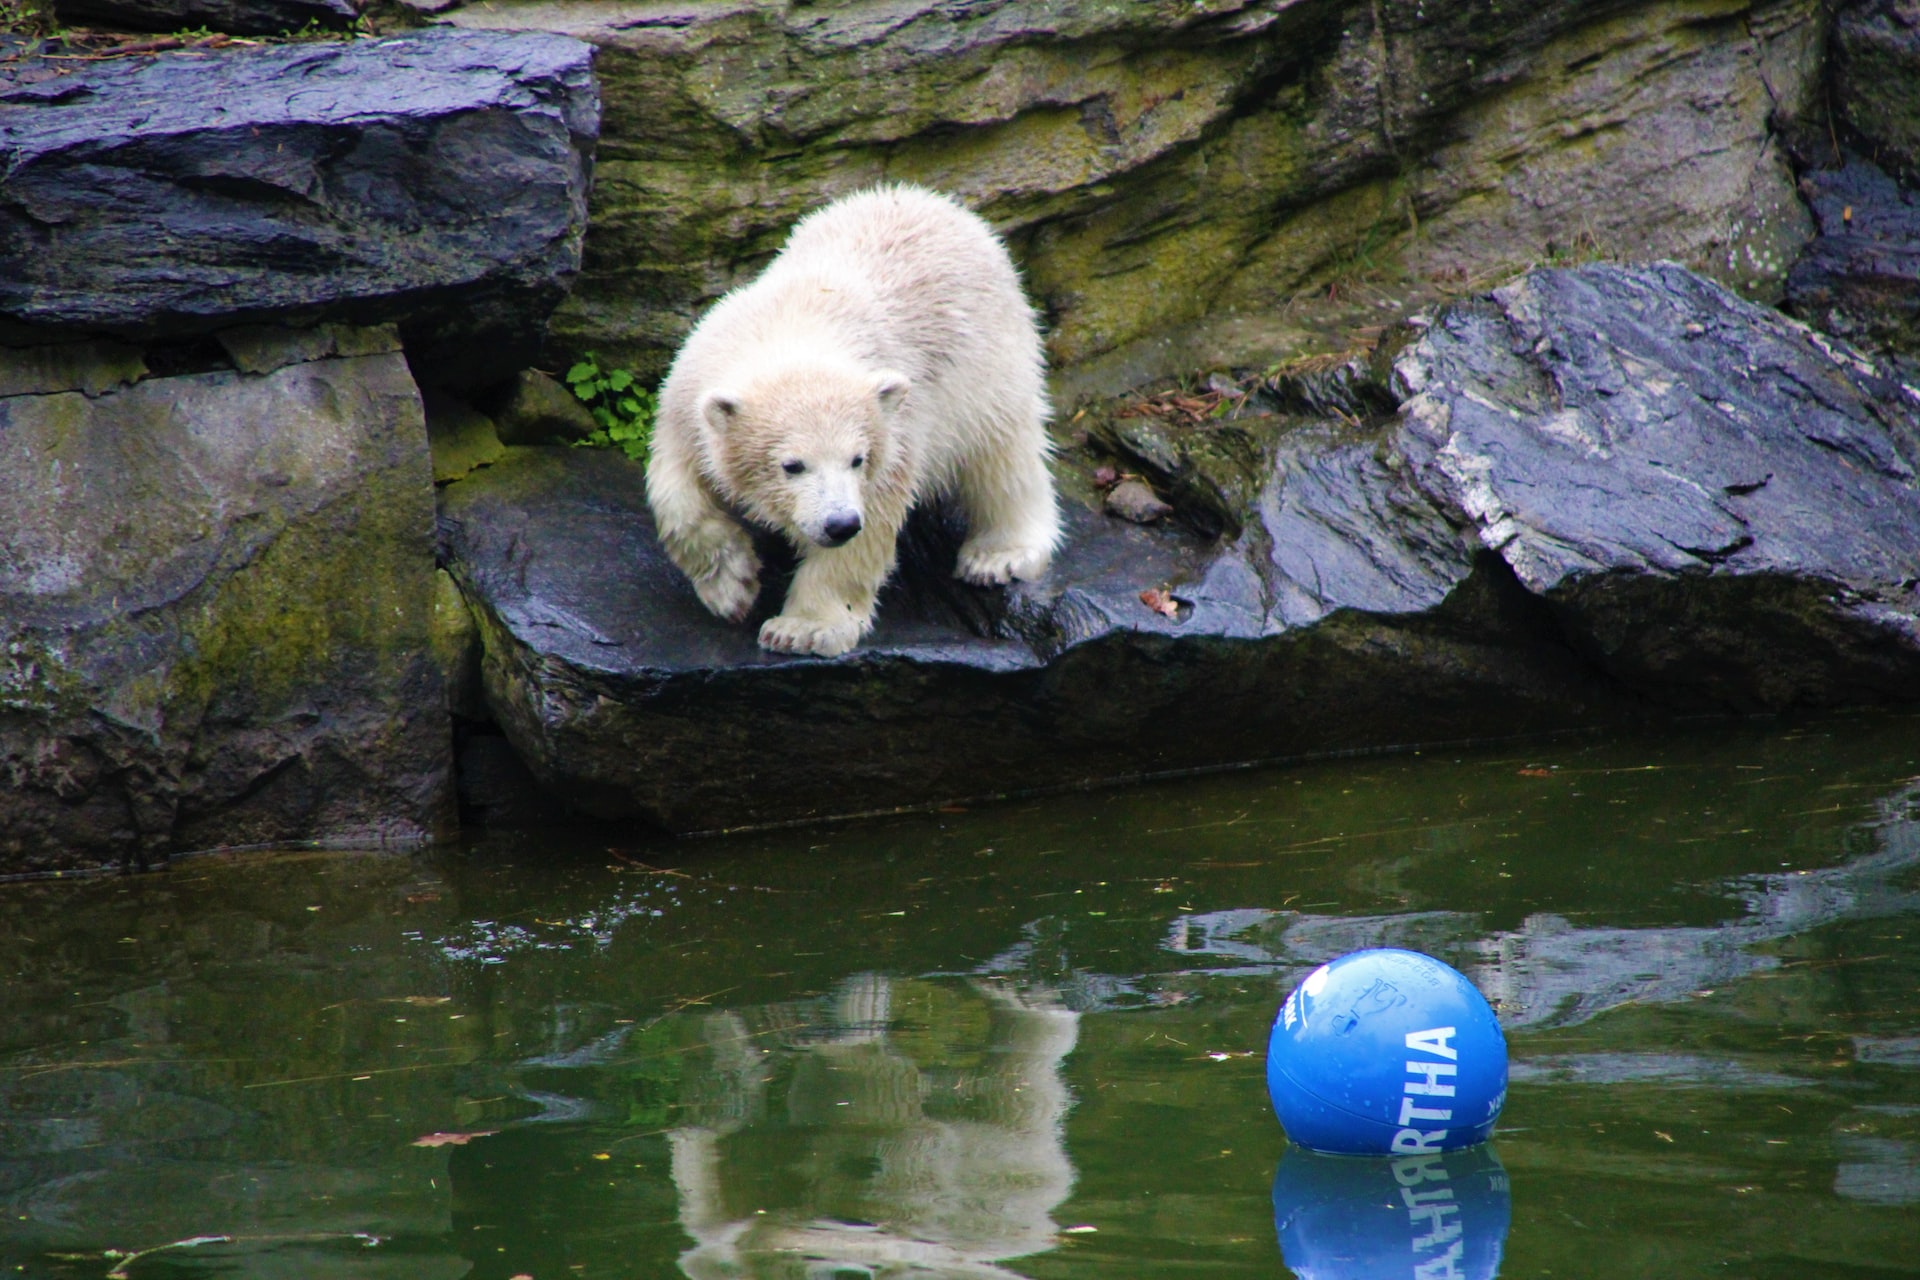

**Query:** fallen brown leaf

left=1139, top=588, right=1180, bottom=618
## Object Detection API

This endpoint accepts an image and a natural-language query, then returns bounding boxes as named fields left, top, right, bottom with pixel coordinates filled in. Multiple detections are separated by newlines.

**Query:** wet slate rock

left=439, top=448, right=1617, bottom=832
left=1786, top=155, right=1920, bottom=369
left=0, top=27, right=597, bottom=390
left=51, top=0, right=357, bottom=36
left=441, top=264, right=1920, bottom=832
left=1256, top=422, right=1472, bottom=631
left=1396, top=262, right=1920, bottom=710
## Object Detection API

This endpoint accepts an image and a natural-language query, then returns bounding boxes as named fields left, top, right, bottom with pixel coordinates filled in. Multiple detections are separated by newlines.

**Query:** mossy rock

left=448, top=0, right=1822, bottom=396
left=0, top=330, right=451, bottom=872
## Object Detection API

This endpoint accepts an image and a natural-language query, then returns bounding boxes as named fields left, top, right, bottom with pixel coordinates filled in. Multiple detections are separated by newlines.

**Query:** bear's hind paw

left=758, top=614, right=862, bottom=658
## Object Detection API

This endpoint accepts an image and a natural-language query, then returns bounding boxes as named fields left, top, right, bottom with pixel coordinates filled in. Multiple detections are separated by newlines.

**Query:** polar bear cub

left=646, top=184, right=1061, bottom=658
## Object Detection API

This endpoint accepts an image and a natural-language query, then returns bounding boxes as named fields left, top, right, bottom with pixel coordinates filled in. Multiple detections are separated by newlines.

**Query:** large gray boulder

left=0, top=327, right=452, bottom=873
left=439, top=264, right=1920, bottom=832
left=0, top=27, right=598, bottom=389
left=1395, top=263, right=1920, bottom=709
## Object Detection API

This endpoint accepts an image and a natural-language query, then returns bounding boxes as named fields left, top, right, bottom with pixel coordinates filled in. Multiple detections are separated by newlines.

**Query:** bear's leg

left=954, top=439, right=1061, bottom=586
left=759, top=516, right=900, bottom=657
left=648, top=441, right=762, bottom=622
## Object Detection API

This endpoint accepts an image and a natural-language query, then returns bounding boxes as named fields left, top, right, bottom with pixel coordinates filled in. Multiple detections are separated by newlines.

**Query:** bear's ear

left=871, top=370, right=911, bottom=414
left=700, top=390, right=743, bottom=432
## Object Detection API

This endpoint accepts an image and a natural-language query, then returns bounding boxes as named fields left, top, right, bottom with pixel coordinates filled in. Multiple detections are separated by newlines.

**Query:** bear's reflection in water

left=668, top=975, right=1078, bottom=1279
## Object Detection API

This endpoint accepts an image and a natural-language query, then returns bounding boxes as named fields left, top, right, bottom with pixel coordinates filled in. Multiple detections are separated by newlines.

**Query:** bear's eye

left=781, top=460, right=806, bottom=476
left=851, top=454, right=865, bottom=470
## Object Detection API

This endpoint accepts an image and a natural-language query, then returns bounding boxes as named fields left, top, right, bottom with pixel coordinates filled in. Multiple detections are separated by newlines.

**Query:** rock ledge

left=441, top=265, right=1920, bottom=832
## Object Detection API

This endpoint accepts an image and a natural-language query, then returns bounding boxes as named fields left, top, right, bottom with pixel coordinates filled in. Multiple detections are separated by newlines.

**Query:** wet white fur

left=647, top=184, right=1061, bottom=657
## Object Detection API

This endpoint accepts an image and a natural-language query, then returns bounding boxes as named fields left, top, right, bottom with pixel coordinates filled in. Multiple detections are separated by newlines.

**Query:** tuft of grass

left=565, top=353, right=655, bottom=465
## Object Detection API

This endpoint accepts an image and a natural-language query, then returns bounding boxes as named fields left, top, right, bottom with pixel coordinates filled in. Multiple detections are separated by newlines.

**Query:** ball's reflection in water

left=1272, top=1144, right=1511, bottom=1280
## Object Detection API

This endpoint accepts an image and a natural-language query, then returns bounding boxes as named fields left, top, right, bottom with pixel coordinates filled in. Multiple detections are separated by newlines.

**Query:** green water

left=4, top=715, right=1920, bottom=1279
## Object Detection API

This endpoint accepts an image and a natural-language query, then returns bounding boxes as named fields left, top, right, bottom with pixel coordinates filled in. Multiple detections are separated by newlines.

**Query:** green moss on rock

left=0, top=340, right=146, bottom=398
left=465, top=0, right=1823, bottom=394
left=0, top=340, right=450, bottom=870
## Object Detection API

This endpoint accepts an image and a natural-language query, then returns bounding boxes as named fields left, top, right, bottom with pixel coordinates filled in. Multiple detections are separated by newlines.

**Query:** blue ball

left=1272, top=1143, right=1511, bottom=1280
left=1267, top=948, right=1507, bottom=1155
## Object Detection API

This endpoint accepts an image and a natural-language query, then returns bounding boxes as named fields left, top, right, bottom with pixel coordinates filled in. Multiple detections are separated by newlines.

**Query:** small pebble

left=1105, top=479, right=1173, bottom=524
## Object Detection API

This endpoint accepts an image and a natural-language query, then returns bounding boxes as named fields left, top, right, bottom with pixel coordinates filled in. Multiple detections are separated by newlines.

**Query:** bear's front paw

left=758, top=613, right=862, bottom=658
left=691, top=547, right=761, bottom=623
left=955, top=541, right=1052, bottom=587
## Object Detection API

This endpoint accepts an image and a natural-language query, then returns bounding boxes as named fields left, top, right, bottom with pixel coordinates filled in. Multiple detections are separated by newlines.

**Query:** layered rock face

left=438, top=264, right=1920, bottom=832
left=438, top=0, right=1821, bottom=393
left=0, top=28, right=599, bottom=871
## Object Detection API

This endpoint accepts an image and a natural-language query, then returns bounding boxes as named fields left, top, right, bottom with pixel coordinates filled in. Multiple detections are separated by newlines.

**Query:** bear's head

left=699, top=363, right=910, bottom=549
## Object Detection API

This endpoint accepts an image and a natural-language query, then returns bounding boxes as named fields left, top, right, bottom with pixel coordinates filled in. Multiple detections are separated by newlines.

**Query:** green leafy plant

left=565, top=353, right=656, bottom=465
left=280, top=15, right=364, bottom=40
left=0, top=0, right=55, bottom=36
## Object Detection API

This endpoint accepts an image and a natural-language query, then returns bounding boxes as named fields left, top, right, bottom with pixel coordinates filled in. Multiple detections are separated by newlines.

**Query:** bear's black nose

left=822, top=513, right=862, bottom=545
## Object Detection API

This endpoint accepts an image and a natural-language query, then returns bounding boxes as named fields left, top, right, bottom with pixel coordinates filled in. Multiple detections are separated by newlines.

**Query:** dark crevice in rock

left=455, top=721, right=571, bottom=830
left=1664, top=534, right=1757, bottom=564
left=51, top=0, right=360, bottom=37
left=1264, top=353, right=1403, bottom=423
left=141, top=335, right=235, bottom=380
left=1831, top=0, right=1920, bottom=187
